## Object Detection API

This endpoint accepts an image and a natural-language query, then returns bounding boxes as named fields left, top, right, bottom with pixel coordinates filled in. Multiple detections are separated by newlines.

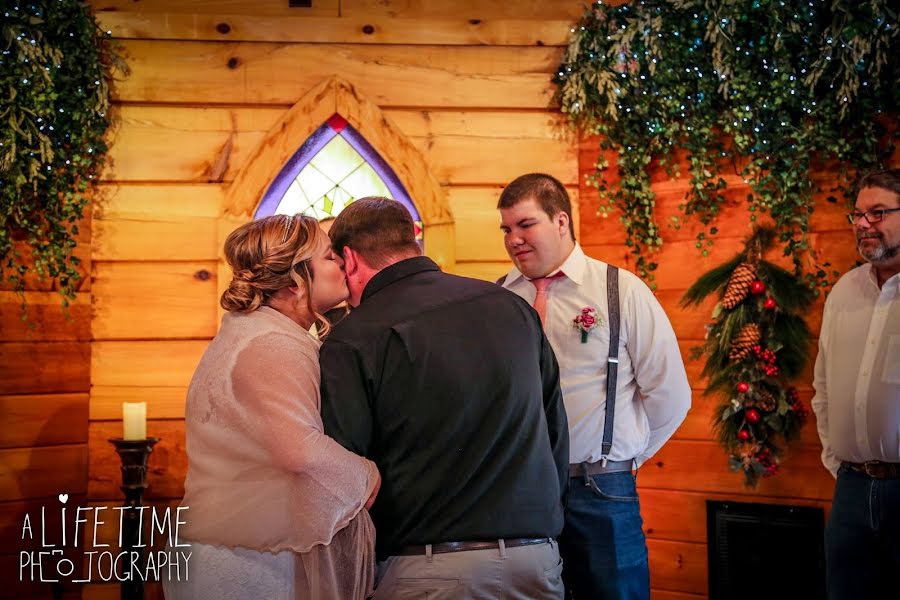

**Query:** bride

left=163, top=214, right=380, bottom=600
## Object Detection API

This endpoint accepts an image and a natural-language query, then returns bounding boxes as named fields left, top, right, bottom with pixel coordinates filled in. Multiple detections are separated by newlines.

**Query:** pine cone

left=722, top=262, right=757, bottom=309
left=757, top=389, right=777, bottom=412
left=729, top=323, right=762, bottom=361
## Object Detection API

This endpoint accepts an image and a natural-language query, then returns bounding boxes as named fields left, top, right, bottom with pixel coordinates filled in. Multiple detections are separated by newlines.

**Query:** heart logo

left=58, top=493, right=68, bottom=504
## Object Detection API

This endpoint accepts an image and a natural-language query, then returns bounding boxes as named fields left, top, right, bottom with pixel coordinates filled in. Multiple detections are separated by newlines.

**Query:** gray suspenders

left=498, top=266, right=621, bottom=465
left=601, top=265, right=620, bottom=466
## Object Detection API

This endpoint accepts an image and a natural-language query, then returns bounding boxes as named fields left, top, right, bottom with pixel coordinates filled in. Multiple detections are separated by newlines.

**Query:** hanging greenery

left=1, top=1, right=126, bottom=306
left=555, top=0, right=897, bottom=287
left=682, top=226, right=814, bottom=486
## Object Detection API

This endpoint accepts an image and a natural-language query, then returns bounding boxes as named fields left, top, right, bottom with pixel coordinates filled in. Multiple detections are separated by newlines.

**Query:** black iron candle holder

left=108, top=437, right=160, bottom=600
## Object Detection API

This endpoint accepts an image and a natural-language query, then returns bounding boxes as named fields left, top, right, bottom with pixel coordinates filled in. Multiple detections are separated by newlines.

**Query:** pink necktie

left=530, top=273, right=564, bottom=326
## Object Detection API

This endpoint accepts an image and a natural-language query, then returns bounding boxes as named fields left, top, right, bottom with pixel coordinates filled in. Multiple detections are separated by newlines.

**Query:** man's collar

left=361, top=256, right=440, bottom=302
left=504, top=244, right=587, bottom=286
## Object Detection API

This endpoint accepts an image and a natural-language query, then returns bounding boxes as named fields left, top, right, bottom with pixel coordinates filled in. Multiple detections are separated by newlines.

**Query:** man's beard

left=857, top=233, right=899, bottom=264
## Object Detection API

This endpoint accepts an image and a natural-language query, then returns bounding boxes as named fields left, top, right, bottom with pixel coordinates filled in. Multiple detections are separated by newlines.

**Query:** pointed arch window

left=255, top=114, right=424, bottom=243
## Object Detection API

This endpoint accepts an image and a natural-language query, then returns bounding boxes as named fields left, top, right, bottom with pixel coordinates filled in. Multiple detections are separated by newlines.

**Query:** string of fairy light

left=554, top=0, right=896, bottom=287
left=2, top=1, right=124, bottom=304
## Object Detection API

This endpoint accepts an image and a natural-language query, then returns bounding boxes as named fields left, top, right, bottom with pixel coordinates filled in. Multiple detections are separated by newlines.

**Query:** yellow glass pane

left=340, top=162, right=391, bottom=200
left=308, top=135, right=364, bottom=180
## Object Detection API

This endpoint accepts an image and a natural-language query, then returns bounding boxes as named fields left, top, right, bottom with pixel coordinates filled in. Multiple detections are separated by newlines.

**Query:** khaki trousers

left=372, top=539, right=564, bottom=599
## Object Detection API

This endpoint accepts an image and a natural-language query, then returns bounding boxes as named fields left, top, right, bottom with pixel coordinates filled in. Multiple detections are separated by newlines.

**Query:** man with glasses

left=812, top=168, right=900, bottom=600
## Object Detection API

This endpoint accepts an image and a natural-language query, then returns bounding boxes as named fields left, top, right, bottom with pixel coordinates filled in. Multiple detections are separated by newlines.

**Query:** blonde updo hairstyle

left=221, top=214, right=332, bottom=337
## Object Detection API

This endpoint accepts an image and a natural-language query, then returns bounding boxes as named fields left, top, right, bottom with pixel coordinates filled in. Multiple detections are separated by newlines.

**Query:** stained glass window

left=255, top=114, right=424, bottom=243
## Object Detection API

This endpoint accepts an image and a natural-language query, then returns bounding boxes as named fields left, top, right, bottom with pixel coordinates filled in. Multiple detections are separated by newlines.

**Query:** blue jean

left=557, top=471, right=650, bottom=600
left=825, top=465, right=900, bottom=600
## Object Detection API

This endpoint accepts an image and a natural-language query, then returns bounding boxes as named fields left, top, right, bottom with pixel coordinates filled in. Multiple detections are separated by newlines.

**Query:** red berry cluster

left=754, top=446, right=779, bottom=476
left=782, top=386, right=808, bottom=419
left=786, top=387, right=800, bottom=404
left=752, top=345, right=780, bottom=376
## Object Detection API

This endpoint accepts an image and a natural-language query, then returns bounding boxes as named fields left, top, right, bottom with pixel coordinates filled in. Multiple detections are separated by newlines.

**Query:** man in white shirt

left=497, top=173, right=691, bottom=600
left=812, top=168, right=900, bottom=600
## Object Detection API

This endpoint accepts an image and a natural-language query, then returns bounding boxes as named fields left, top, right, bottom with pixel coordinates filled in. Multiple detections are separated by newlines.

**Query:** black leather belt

left=397, top=537, right=551, bottom=556
left=843, top=461, right=900, bottom=479
left=569, top=459, right=634, bottom=478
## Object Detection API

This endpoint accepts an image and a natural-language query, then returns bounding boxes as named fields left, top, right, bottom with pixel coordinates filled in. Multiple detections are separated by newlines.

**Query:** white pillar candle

left=122, top=402, right=147, bottom=440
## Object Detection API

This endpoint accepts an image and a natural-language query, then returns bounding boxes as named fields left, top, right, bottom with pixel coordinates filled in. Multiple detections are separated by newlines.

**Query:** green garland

left=682, top=226, right=813, bottom=486
left=555, top=0, right=897, bottom=288
left=1, top=1, right=125, bottom=306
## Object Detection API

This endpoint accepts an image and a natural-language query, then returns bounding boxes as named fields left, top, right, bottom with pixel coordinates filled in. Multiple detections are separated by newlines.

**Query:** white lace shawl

left=179, top=306, right=377, bottom=598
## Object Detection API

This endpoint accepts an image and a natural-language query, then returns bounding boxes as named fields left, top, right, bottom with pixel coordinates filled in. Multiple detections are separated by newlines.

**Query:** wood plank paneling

left=92, top=261, right=219, bottom=340
left=0, top=395, right=89, bottom=449
left=114, top=40, right=560, bottom=108
left=98, top=12, right=572, bottom=46
left=0, top=292, right=91, bottom=342
left=0, top=239, right=91, bottom=294
left=341, top=0, right=586, bottom=20
left=0, top=445, right=88, bottom=502
left=88, top=421, right=186, bottom=501
left=639, top=440, right=835, bottom=500
left=639, top=488, right=829, bottom=544
left=0, top=553, right=84, bottom=600
left=651, top=591, right=705, bottom=600
left=647, top=539, right=707, bottom=595
left=659, top=288, right=826, bottom=342
left=0, top=495, right=88, bottom=550
left=93, top=183, right=221, bottom=261
left=674, top=388, right=821, bottom=446
left=0, top=342, right=90, bottom=395
left=91, top=0, right=340, bottom=17
left=582, top=232, right=859, bottom=292
left=90, top=387, right=187, bottom=421
left=452, top=261, right=511, bottom=282
left=91, top=341, right=207, bottom=388
left=103, top=106, right=576, bottom=185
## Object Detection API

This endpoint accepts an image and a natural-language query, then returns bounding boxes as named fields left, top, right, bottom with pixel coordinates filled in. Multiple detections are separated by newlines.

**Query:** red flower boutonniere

left=573, top=307, right=601, bottom=343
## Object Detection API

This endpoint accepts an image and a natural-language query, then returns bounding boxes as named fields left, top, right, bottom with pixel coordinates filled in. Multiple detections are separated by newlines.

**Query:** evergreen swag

left=682, top=226, right=813, bottom=486
left=1, top=1, right=124, bottom=306
left=555, top=0, right=897, bottom=287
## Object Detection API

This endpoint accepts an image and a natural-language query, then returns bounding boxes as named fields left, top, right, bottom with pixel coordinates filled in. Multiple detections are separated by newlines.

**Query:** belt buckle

left=863, top=461, right=884, bottom=478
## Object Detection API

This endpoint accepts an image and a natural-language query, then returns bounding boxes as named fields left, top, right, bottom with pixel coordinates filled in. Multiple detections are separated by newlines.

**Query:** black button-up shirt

left=320, top=256, right=569, bottom=559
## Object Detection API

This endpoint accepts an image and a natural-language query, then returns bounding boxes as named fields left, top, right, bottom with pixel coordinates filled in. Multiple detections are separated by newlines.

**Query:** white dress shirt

left=502, top=245, right=691, bottom=466
left=812, top=264, right=900, bottom=477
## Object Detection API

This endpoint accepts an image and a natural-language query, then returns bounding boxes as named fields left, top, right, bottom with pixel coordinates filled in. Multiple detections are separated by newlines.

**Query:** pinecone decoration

left=757, top=389, right=777, bottom=412
left=722, top=262, right=757, bottom=309
left=729, top=323, right=762, bottom=360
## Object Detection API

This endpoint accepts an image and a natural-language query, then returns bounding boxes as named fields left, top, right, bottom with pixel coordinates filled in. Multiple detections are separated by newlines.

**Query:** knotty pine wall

left=578, top=145, right=859, bottom=599
left=81, top=1, right=581, bottom=598
left=2, top=1, right=889, bottom=599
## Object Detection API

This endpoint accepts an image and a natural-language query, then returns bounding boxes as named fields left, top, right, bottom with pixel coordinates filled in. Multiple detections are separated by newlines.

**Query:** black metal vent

left=289, top=0, right=312, bottom=7
left=707, top=500, right=825, bottom=600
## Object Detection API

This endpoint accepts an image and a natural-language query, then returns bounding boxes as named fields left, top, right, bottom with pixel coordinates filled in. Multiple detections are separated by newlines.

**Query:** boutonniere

left=573, top=307, right=601, bottom=343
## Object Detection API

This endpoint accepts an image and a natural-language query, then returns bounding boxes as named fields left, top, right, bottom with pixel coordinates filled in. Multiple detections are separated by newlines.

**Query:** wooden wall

left=3, top=1, right=887, bottom=599
left=0, top=251, right=90, bottom=597
left=80, top=0, right=579, bottom=598
left=578, top=140, right=900, bottom=597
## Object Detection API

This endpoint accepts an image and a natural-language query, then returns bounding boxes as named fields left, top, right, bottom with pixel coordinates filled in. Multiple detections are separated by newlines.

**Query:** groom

left=320, top=197, right=569, bottom=599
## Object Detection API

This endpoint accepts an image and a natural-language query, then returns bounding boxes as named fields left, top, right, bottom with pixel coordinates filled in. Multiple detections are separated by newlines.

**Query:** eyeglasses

left=846, top=208, right=900, bottom=225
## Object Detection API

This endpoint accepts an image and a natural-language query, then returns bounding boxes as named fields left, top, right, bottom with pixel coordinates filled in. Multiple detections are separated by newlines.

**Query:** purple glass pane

left=255, top=116, right=422, bottom=227
left=255, top=122, right=337, bottom=218
left=339, top=126, right=422, bottom=223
